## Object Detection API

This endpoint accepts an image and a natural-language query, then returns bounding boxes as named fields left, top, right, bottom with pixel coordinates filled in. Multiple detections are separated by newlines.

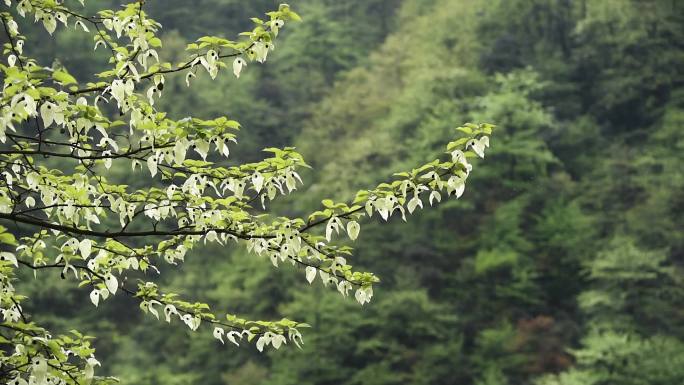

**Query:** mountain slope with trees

left=9, top=0, right=683, bottom=384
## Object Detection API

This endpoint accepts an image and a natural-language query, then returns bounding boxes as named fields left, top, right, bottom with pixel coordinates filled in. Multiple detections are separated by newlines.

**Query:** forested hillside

left=9, top=0, right=684, bottom=384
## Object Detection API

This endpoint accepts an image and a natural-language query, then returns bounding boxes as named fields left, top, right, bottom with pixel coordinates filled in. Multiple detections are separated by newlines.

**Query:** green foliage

left=0, top=1, right=494, bottom=384
left=265, top=287, right=464, bottom=385
left=537, top=331, right=684, bottom=385
left=4, top=0, right=684, bottom=384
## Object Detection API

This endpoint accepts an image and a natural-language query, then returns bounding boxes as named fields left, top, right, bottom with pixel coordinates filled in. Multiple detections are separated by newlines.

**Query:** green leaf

left=53, top=69, right=77, bottom=85
left=456, top=126, right=472, bottom=134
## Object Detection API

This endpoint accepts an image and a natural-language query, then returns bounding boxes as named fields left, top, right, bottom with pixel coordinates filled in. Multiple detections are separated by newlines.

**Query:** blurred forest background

left=9, top=0, right=684, bottom=384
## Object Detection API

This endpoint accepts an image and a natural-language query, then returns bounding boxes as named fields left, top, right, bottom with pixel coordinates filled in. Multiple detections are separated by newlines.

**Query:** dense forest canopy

left=1, top=0, right=683, bottom=384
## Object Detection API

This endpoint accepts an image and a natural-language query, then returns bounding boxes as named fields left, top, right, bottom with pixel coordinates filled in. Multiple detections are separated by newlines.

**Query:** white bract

left=466, top=136, right=490, bottom=158
left=347, top=220, right=360, bottom=240
left=305, top=266, right=317, bottom=284
left=233, top=57, right=246, bottom=78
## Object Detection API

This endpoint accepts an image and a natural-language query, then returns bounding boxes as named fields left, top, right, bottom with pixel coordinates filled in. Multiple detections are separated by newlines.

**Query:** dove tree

left=0, top=1, right=493, bottom=384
